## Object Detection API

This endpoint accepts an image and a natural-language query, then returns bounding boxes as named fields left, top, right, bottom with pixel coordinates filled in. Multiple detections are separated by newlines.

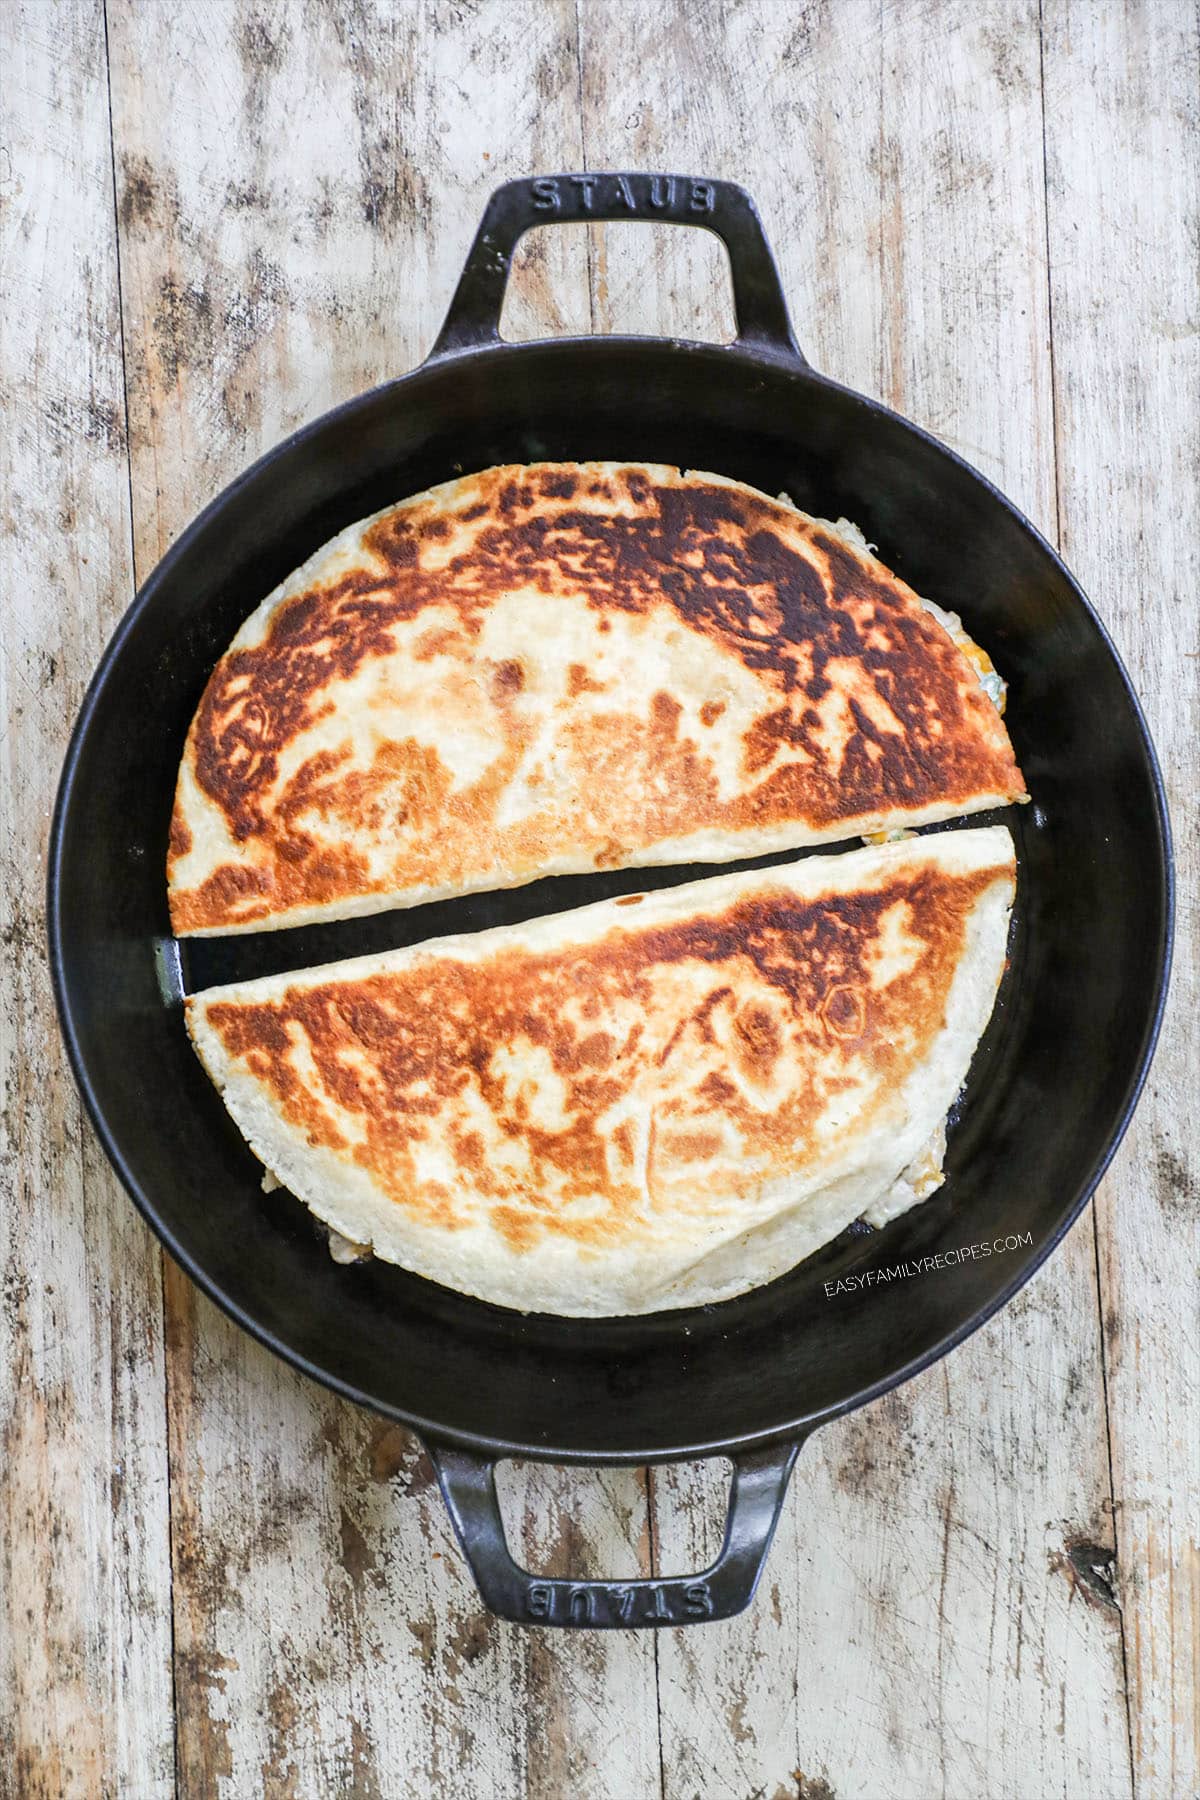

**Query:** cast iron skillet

left=49, top=174, right=1172, bottom=1629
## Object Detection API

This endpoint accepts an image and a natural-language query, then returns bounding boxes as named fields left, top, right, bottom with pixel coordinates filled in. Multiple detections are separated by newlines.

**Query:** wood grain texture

left=0, top=4, right=175, bottom=1796
left=579, top=3, right=1133, bottom=1794
left=5, top=0, right=1197, bottom=1793
left=105, top=2, right=660, bottom=1794
left=1043, top=5, right=1200, bottom=1793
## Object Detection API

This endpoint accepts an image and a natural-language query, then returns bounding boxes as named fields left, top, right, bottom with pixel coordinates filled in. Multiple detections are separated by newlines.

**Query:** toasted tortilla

left=186, top=827, right=1016, bottom=1316
left=167, top=463, right=1026, bottom=935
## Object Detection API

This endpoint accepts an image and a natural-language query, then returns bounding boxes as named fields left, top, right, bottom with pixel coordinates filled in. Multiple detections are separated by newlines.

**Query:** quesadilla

left=186, top=826, right=1016, bottom=1316
left=168, top=463, right=1026, bottom=936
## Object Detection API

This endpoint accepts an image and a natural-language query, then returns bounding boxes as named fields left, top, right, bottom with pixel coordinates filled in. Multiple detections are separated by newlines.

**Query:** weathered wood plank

left=106, top=2, right=662, bottom=1793
left=578, top=2, right=1133, bottom=1792
left=0, top=3, right=175, bottom=1795
left=12, top=0, right=1184, bottom=1790
left=1042, top=5, right=1200, bottom=1794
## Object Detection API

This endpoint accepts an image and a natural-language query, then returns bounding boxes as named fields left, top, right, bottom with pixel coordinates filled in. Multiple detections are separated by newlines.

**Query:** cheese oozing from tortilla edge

left=188, top=827, right=1016, bottom=1314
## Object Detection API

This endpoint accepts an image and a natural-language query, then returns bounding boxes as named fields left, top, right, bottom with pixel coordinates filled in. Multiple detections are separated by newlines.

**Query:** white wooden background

left=2, top=2, right=1197, bottom=1795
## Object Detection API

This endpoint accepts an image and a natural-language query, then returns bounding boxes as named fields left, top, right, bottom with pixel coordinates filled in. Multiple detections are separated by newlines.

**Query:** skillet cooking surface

left=49, top=193, right=1171, bottom=1468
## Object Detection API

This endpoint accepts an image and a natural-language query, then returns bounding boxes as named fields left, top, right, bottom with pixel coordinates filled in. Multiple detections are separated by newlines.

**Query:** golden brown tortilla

left=187, top=828, right=1016, bottom=1315
left=168, top=463, right=1025, bottom=935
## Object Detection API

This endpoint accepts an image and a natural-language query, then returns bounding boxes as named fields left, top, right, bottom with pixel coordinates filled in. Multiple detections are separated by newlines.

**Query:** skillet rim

left=46, top=331, right=1176, bottom=1464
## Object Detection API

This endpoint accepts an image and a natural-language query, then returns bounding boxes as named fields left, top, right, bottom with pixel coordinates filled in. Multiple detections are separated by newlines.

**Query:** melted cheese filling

left=919, top=596, right=1007, bottom=713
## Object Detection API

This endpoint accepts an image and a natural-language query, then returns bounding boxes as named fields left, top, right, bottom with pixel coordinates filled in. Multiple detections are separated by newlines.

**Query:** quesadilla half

left=187, top=826, right=1016, bottom=1316
left=168, top=463, right=1026, bottom=936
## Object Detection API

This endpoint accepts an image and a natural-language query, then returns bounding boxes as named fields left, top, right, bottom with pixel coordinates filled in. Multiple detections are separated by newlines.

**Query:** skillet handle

left=428, top=172, right=806, bottom=363
left=427, top=1437, right=803, bottom=1628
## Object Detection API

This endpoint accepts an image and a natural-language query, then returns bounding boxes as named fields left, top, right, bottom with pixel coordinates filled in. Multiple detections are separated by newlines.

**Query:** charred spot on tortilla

left=167, top=462, right=1026, bottom=936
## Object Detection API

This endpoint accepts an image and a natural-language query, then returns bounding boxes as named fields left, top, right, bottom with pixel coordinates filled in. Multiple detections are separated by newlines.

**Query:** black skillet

left=48, top=175, right=1173, bottom=1628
